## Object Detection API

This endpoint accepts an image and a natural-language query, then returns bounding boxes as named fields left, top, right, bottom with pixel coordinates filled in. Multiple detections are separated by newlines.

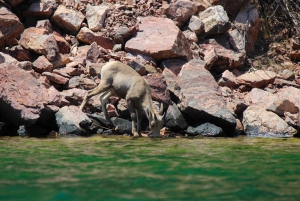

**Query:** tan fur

left=80, top=61, right=164, bottom=136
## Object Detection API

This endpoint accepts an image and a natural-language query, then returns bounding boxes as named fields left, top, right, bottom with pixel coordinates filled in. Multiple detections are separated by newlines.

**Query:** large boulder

left=0, top=6, right=24, bottom=46
left=177, top=60, right=236, bottom=131
left=55, top=106, right=91, bottom=135
left=19, top=27, right=59, bottom=61
left=0, top=64, right=49, bottom=126
left=166, top=0, right=198, bottom=27
left=51, top=5, right=85, bottom=35
left=125, top=16, right=191, bottom=61
left=199, top=5, right=231, bottom=36
left=242, top=105, right=297, bottom=137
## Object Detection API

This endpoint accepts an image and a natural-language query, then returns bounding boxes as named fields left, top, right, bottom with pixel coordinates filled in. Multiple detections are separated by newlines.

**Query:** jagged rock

left=111, top=26, right=133, bottom=45
left=188, top=15, right=204, bottom=35
left=48, top=86, right=70, bottom=107
left=32, top=55, right=53, bottom=73
left=200, top=35, right=246, bottom=72
left=242, top=105, right=297, bottom=137
left=55, top=105, right=91, bottom=135
left=19, top=27, right=59, bottom=61
left=8, top=45, right=31, bottom=61
left=67, top=76, right=97, bottom=90
left=36, top=19, right=53, bottom=33
left=51, top=32, right=70, bottom=54
left=187, top=123, right=225, bottom=136
left=86, top=42, right=100, bottom=64
left=0, top=64, right=49, bottom=126
left=24, top=1, right=54, bottom=18
left=234, top=2, right=260, bottom=54
left=51, top=5, right=85, bottom=35
left=166, top=0, right=198, bottom=27
left=218, top=70, right=237, bottom=88
left=177, top=60, right=236, bottom=131
left=76, top=27, right=114, bottom=49
left=85, top=4, right=109, bottom=31
left=18, top=61, right=32, bottom=71
left=182, top=30, right=198, bottom=43
left=0, top=6, right=24, bottom=47
left=123, top=56, right=146, bottom=75
left=0, top=52, right=19, bottom=65
left=42, top=72, right=69, bottom=85
left=143, top=73, right=172, bottom=106
left=125, top=16, right=191, bottom=61
left=199, top=5, right=231, bottom=36
left=51, top=54, right=71, bottom=69
left=165, top=103, right=188, bottom=132
left=219, top=0, right=249, bottom=15
left=236, top=70, right=277, bottom=88
left=60, top=88, right=86, bottom=106
left=161, top=59, right=186, bottom=100
left=245, top=88, right=277, bottom=109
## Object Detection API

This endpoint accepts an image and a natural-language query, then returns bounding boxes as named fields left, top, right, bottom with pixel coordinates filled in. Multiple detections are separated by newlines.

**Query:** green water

left=1, top=136, right=300, bottom=201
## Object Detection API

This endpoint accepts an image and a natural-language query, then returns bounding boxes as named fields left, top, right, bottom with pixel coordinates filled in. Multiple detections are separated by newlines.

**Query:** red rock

left=76, top=27, right=114, bottom=49
left=42, top=72, right=69, bottom=85
left=0, top=64, right=49, bottom=126
left=166, top=0, right=198, bottom=27
left=51, top=54, right=71, bottom=69
left=290, top=38, right=300, bottom=50
left=19, top=27, right=59, bottom=61
left=290, top=51, right=300, bottom=60
left=32, top=55, right=54, bottom=73
left=0, top=6, right=24, bottom=47
left=9, top=45, right=31, bottom=61
left=36, top=19, right=54, bottom=33
left=51, top=32, right=70, bottom=54
left=236, top=70, right=277, bottom=88
left=51, top=5, right=85, bottom=35
left=0, top=52, right=19, bottom=66
left=24, top=2, right=54, bottom=18
left=143, top=73, right=172, bottom=106
left=218, top=70, right=237, bottom=88
left=107, top=104, right=119, bottom=118
left=48, top=86, right=70, bottom=107
left=67, top=76, right=97, bottom=90
left=177, top=60, right=236, bottom=129
left=125, top=16, right=191, bottom=61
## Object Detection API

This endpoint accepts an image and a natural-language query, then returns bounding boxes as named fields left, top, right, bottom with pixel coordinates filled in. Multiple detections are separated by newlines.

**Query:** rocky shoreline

left=0, top=0, right=299, bottom=137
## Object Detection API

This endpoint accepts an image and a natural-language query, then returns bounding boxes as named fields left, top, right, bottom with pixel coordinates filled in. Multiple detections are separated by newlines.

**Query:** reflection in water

left=1, top=136, right=300, bottom=200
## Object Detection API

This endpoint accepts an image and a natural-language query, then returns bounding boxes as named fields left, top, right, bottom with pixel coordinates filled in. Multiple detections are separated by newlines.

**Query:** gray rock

left=199, top=5, right=231, bottom=36
left=187, top=123, right=225, bottom=137
left=55, top=106, right=91, bottom=135
left=165, top=103, right=188, bottom=132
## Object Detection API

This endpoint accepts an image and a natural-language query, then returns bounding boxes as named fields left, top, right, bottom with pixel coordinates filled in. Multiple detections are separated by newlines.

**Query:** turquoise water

left=1, top=136, right=300, bottom=201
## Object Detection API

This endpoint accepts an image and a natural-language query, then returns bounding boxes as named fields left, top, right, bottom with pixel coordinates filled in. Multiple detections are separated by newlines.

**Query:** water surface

left=1, top=136, right=300, bottom=201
